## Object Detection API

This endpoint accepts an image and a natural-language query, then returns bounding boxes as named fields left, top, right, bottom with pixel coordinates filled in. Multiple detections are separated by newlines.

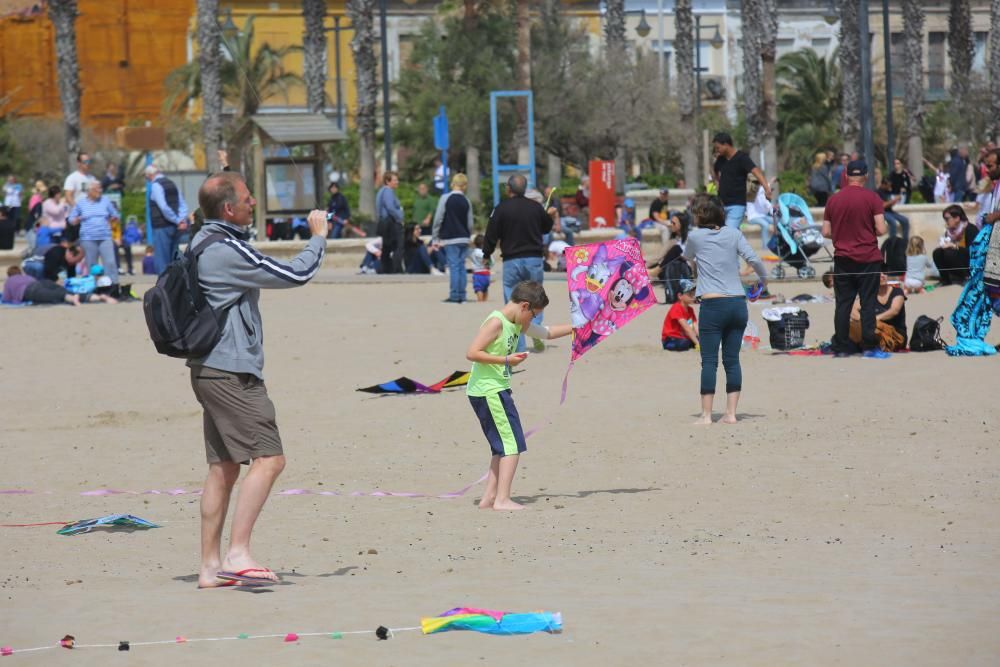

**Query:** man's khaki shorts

left=190, top=367, right=283, bottom=464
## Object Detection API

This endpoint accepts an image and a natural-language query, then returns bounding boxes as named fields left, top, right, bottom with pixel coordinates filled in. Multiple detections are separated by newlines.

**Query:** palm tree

left=759, top=0, right=779, bottom=173
left=902, top=0, right=925, bottom=176
left=197, top=0, right=222, bottom=172
left=604, top=0, right=626, bottom=64
left=302, top=0, right=327, bottom=114
left=948, top=0, right=973, bottom=140
left=675, top=0, right=697, bottom=187
left=991, top=0, right=1000, bottom=142
left=740, top=0, right=763, bottom=158
left=776, top=49, right=842, bottom=171
left=837, top=0, right=861, bottom=153
left=165, top=17, right=303, bottom=170
left=514, top=0, right=532, bottom=166
left=347, top=0, right=377, bottom=217
left=48, top=0, right=81, bottom=169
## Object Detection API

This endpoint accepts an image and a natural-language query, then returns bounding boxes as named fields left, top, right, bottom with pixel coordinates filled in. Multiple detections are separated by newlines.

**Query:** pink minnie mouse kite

left=565, top=238, right=656, bottom=363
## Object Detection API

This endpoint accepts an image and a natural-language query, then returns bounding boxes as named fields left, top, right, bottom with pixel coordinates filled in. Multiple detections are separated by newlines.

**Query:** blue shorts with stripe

left=468, top=389, right=527, bottom=457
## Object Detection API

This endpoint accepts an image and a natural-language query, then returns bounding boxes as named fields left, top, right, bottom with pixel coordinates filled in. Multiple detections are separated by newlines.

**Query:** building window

left=973, top=31, right=988, bottom=71
left=927, top=32, right=945, bottom=95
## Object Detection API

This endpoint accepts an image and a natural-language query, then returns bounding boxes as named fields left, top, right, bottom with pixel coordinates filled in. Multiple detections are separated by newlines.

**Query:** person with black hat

left=821, top=159, right=889, bottom=358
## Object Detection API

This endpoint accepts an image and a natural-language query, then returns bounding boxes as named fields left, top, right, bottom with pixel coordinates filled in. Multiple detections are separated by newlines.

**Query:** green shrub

left=777, top=170, right=814, bottom=205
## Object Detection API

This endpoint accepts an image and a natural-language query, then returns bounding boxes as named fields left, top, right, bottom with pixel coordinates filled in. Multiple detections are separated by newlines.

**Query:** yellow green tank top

left=467, top=310, right=521, bottom=397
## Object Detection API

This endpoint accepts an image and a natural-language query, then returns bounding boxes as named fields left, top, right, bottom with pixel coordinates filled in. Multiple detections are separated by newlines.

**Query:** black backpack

left=881, top=237, right=907, bottom=276
left=662, top=258, right=693, bottom=304
left=909, top=315, right=944, bottom=352
left=142, top=233, right=229, bottom=359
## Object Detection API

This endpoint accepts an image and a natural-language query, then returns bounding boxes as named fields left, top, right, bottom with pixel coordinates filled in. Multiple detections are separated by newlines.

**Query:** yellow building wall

left=0, top=0, right=194, bottom=132
left=221, top=1, right=354, bottom=119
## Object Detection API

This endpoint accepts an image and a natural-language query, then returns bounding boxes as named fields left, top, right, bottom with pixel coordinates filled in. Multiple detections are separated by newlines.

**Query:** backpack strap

left=188, top=232, right=228, bottom=258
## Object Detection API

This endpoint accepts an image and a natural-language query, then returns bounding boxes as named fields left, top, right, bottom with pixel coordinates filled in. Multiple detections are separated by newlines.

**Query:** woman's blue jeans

left=698, top=296, right=748, bottom=394
left=441, top=243, right=468, bottom=302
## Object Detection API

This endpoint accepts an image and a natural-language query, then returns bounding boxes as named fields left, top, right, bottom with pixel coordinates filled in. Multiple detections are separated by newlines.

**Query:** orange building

left=0, top=0, right=193, bottom=133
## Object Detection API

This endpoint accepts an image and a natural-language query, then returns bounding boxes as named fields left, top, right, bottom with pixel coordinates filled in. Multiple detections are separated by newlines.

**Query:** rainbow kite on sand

left=421, top=607, right=563, bottom=636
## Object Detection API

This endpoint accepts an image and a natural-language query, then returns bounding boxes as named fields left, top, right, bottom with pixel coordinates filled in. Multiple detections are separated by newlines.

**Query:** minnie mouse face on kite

left=608, top=277, right=635, bottom=311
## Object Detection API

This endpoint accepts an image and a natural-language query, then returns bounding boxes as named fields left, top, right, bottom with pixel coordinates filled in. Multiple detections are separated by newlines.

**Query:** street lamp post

left=693, top=15, right=723, bottom=112
left=321, top=17, right=350, bottom=131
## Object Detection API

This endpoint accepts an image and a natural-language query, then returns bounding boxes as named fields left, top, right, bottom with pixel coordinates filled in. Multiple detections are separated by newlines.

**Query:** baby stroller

left=767, top=193, right=832, bottom=279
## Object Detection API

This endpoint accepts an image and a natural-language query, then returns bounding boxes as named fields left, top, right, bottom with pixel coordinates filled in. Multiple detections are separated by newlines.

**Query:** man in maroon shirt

left=822, top=160, right=888, bottom=357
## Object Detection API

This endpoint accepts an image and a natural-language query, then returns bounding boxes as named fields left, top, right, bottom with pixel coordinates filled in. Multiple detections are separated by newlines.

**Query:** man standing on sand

left=712, top=132, right=771, bottom=231
left=822, top=160, right=889, bottom=359
left=187, top=172, right=327, bottom=588
left=482, top=174, right=554, bottom=352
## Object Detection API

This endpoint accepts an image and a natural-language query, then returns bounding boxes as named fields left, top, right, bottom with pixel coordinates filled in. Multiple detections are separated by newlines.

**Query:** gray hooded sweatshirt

left=186, top=220, right=326, bottom=379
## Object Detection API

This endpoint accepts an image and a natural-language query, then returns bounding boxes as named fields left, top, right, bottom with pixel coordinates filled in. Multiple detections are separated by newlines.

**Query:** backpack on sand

left=662, top=258, right=693, bottom=304
left=909, top=315, right=945, bottom=352
left=142, top=233, right=229, bottom=359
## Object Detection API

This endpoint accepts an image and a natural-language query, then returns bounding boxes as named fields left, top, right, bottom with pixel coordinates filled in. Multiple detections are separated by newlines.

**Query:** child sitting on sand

left=470, top=234, right=490, bottom=301
left=466, top=281, right=572, bottom=511
left=903, top=236, right=935, bottom=294
left=661, top=279, right=699, bottom=350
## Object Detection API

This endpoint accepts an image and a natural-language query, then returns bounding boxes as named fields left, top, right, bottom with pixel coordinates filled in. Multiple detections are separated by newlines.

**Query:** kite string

left=4, top=625, right=424, bottom=655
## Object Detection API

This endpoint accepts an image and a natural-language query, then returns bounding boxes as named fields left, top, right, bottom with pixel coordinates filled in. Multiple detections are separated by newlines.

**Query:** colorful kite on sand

left=566, top=238, right=656, bottom=362
left=357, top=370, right=470, bottom=395
left=57, top=514, right=159, bottom=536
left=421, top=608, right=563, bottom=636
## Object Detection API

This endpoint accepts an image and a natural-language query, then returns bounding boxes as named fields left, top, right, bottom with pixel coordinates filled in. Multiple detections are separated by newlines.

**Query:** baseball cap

left=846, top=159, right=868, bottom=176
left=659, top=187, right=669, bottom=195
left=623, top=198, right=635, bottom=208
left=679, top=279, right=696, bottom=294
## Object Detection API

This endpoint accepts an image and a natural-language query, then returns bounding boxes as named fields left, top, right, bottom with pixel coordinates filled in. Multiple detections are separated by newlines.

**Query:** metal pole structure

left=695, top=13, right=702, bottom=113
left=858, top=0, right=875, bottom=189
left=657, top=0, right=664, bottom=82
left=881, top=0, right=895, bottom=172
left=378, top=0, right=392, bottom=172
left=334, top=16, right=343, bottom=130
left=144, top=151, right=153, bottom=255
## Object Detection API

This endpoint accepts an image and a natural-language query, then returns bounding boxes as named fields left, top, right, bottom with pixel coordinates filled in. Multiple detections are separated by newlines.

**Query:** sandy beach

left=1, top=272, right=998, bottom=666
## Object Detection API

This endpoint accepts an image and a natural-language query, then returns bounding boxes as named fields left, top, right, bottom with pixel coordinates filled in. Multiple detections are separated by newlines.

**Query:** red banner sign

left=588, top=160, right=615, bottom=229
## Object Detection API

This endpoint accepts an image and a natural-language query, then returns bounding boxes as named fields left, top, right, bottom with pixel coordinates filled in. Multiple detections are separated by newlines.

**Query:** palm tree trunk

left=759, top=0, right=778, bottom=174
left=463, top=0, right=478, bottom=31
left=838, top=0, right=861, bottom=154
left=303, top=0, right=327, bottom=115
left=466, top=146, right=480, bottom=203
left=991, top=0, right=1000, bottom=142
left=902, top=0, right=925, bottom=177
left=198, top=0, right=222, bottom=173
left=740, top=0, right=762, bottom=159
left=348, top=0, right=378, bottom=217
left=515, top=0, right=532, bottom=167
left=675, top=0, right=698, bottom=188
left=948, top=0, right=974, bottom=141
left=48, top=0, right=81, bottom=170
left=604, top=0, right=627, bottom=64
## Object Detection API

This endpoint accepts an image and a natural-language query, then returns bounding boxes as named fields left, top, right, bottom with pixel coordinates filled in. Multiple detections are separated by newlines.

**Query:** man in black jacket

left=483, top=174, right=554, bottom=351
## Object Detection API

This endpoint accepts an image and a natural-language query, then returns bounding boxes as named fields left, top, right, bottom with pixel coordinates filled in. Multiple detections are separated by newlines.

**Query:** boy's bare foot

left=197, top=562, right=224, bottom=588
left=720, top=414, right=738, bottom=424
left=693, top=414, right=713, bottom=425
left=478, top=496, right=496, bottom=509
left=221, top=552, right=279, bottom=583
left=492, top=499, right=525, bottom=511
